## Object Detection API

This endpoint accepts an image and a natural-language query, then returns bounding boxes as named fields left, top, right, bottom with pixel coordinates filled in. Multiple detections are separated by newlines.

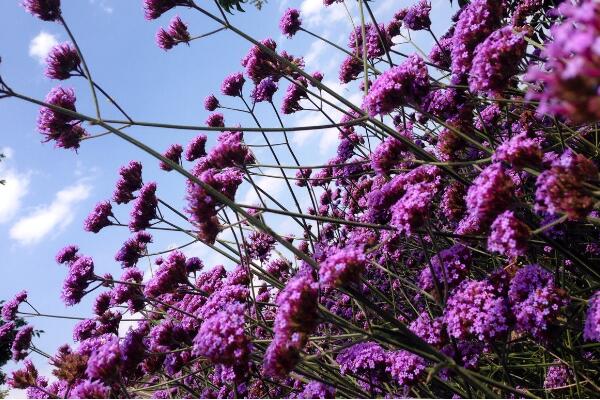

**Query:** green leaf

left=218, top=0, right=246, bottom=13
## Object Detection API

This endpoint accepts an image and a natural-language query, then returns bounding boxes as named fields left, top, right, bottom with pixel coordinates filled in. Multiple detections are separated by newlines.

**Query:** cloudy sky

left=0, top=0, right=453, bottom=394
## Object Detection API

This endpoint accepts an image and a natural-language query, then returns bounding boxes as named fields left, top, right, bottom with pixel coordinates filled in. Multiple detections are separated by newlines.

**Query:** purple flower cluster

left=159, top=143, right=183, bottom=171
left=115, top=231, right=153, bottom=268
left=468, top=26, right=526, bottom=95
left=113, top=161, right=143, bottom=204
left=61, top=255, right=95, bottom=306
left=526, top=0, right=600, bottom=122
left=363, top=54, right=429, bottom=116
left=487, top=211, right=530, bottom=257
left=45, top=43, right=80, bottom=80
left=185, top=134, right=207, bottom=162
left=221, top=72, right=246, bottom=97
left=336, top=342, right=388, bottom=393
left=509, top=265, right=569, bottom=339
left=279, top=8, right=302, bottom=38
left=156, top=16, right=191, bottom=50
left=22, top=0, right=61, bottom=21
left=251, top=77, right=278, bottom=103
left=263, top=271, right=318, bottom=377
left=319, top=245, right=366, bottom=287
left=37, top=87, right=87, bottom=150
left=129, top=182, right=158, bottom=232
left=2, top=291, right=28, bottom=321
left=419, top=244, right=472, bottom=293
left=402, top=0, right=431, bottom=31
left=584, top=291, right=600, bottom=342
left=535, top=150, right=598, bottom=219
left=83, top=200, right=113, bottom=233
left=144, top=251, right=188, bottom=297
left=444, top=279, right=509, bottom=341
left=386, top=350, right=427, bottom=386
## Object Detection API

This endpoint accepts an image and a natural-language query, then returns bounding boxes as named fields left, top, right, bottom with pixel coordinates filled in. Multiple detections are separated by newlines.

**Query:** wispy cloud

left=29, top=31, right=58, bottom=64
left=10, top=182, right=92, bottom=245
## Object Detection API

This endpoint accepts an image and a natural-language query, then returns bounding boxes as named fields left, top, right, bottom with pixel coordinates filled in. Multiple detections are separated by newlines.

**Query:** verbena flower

left=221, top=72, right=246, bottom=97
left=22, top=0, right=61, bottom=21
left=83, top=201, right=113, bottom=233
left=336, top=342, right=388, bottom=393
left=185, top=134, right=207, bottom=162
left=45, top=43, right=80, bottom=80
left=403, top=0, right=431, bottom=31
left=279, top=8, right=302, bottom=38
left=2, top=291, right=28, bottom=321
left=129, top=182, right=158, bottom=232
left=362, top=54, right=429, bottom=116
left=251, top=77, right=278, bottom=103
left=156, top=16, right=191, bottom=50
left=584, top=291, right=600, bottom=342
left=319, top=246, right=366, bottom=287
left=12, top=325, right=34, bottom=361
left=488, top=210, right=530, bottom=257
left=387, top=350, right=427, bottom=386
left=159, top=143, right=183, bottom=171
left=113, top=161, right=143, bottom=204
left=115, top=231, right=152, bottom=268
left=37, top=86, right=87, bottom=150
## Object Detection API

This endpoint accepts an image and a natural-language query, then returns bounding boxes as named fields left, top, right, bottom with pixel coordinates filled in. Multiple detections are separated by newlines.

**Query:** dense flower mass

left=526, top=0, right=600, bottom=122
left=8, top=0, right=600, bottom=397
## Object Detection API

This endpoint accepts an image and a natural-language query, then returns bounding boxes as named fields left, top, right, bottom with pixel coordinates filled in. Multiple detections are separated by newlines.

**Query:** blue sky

left=0, top=0, right=453, bottom=395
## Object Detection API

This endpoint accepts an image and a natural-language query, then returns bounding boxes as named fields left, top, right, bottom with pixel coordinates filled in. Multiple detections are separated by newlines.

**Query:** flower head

left=488, top=211, right=530, bottom=257
left=403, top=0, right=431, bottom=31
left=280, top=8, right=302, bottom=37
left=45, top=43, right=80, bottom=80
left=159, top=143, right=183, bottom=171
left=113, top=161, right=143, bottom=204
left=584, top=291, right=600, bottom=342
left=12, top=325, right=34, bottom=361
left=129, top=182, right=158, bottom=232
left=251, top=77, right=278, bottom=103
left=83, top=201, right=113, bottom=233
left=204, top=94, right=219, bottom=111
left=22, top=0, right=61, bottom=21
left=185, top=134, right=207, bottom=162
left=156, top=16, right=190, bottom=50
left=221, top=72, right=245, bottom=97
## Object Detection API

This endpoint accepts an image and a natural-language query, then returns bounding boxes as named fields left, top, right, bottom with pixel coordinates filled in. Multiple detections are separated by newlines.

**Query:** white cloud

left=29, top=31, right=58, bottom=64
left=10, top=183, right=91, bottom=245
left=89, top=0, right=114, bottom=13
left=0, top=148, right=30, bottom=224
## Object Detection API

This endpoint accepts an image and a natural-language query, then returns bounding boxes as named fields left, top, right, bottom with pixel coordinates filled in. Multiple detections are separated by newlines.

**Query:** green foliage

left=217, top=0, right=267, bottom=13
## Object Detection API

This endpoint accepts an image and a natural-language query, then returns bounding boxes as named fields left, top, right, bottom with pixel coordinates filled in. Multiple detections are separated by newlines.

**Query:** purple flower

left=348, top=24, right=392, bottom=59
left=419, top=244, right=471, bottom=293
left=129, top=182, right=158, bottom=232
left=2, top=291, right=28, bottom=321
left=159, top=143, right=183, bottom=171
left=86, top=336, right=122, bottom=380
left=70, top=380, right=111, bottom=399
left=241, top=38, right=280, bottom=84
left=444, top=279, right=509, bottom=341
left=0, top=322, right=16, bottom=343
left=115, top=231, right=153, bottom=268
left=409, top=312, right=445, bottom=347
left=251, top=77, right=278, bottom=103
left=193, top=303, right=250, bottom=366
left=61, top=255, right=95, bottom=306
left=247, top=231, right=276, bottom=261
left=469, top=26, right=526, bottom=94
left=83, top=201, right=113, bottom=233
left=221, top=72, right=245, bottom=97
left=144, top=251, right=188, bottom=297
left=338, top=55, right=363, bottom=84
left=12, top=325, right=34, bottom=361
left=281, top=78, right=308, bottom=114
left=263, top=272, right=319, bottom=377
left=493, top=133, right=542, bottom=168
left=319, top=246, right=366, bottom=287
left=488, top=211, right=530, bottom=257
left=584, top=291, right=600, bottom=342
left=371, top=137, right=405, bottom=175
left=441, top=181, right=466, bottom=222
left=526, top=0, right=600, bottom=122
left=204, top=94, right=219, bottom=111
left=37, top=87, right=87, bottom=150
left=206, top=112, right=225, bottom=127
left=156, top=16, right=191, bottom=50
left=450, top=0, right=502, bottom=83
left=73, top=319, right=97, bottom=342
left=6, top=359, right=38, bottom=389
left=362, top=54, right=429, bottom=116
left=464, top=162, right=514, bottom=223
left=403, top=0, right=431, bottom=31
left=55, top=244, right=80, bottom=265
left=509, top=265, right=569, bottom=339
left=113, top=161, right=143, bottom=204
left=280, top=8, right=302, bottom=37
left=22, top=0, right=61, bottom=21
left=387, top=350, right=427, bottom=386
left=185, top=134, right=207, bottom=162
left=298, top=381, right=335, bottom=399
left=390, top=180, right=439, bottom=235
left=544, top=361, right=572, bottom=389
left=535, top=150, right=598, bottom=219
left=336, top=342, right=388, bottom=393
left=143, top=0, right=186, bottom=20
left=45, top=43, right=80, bottom=80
